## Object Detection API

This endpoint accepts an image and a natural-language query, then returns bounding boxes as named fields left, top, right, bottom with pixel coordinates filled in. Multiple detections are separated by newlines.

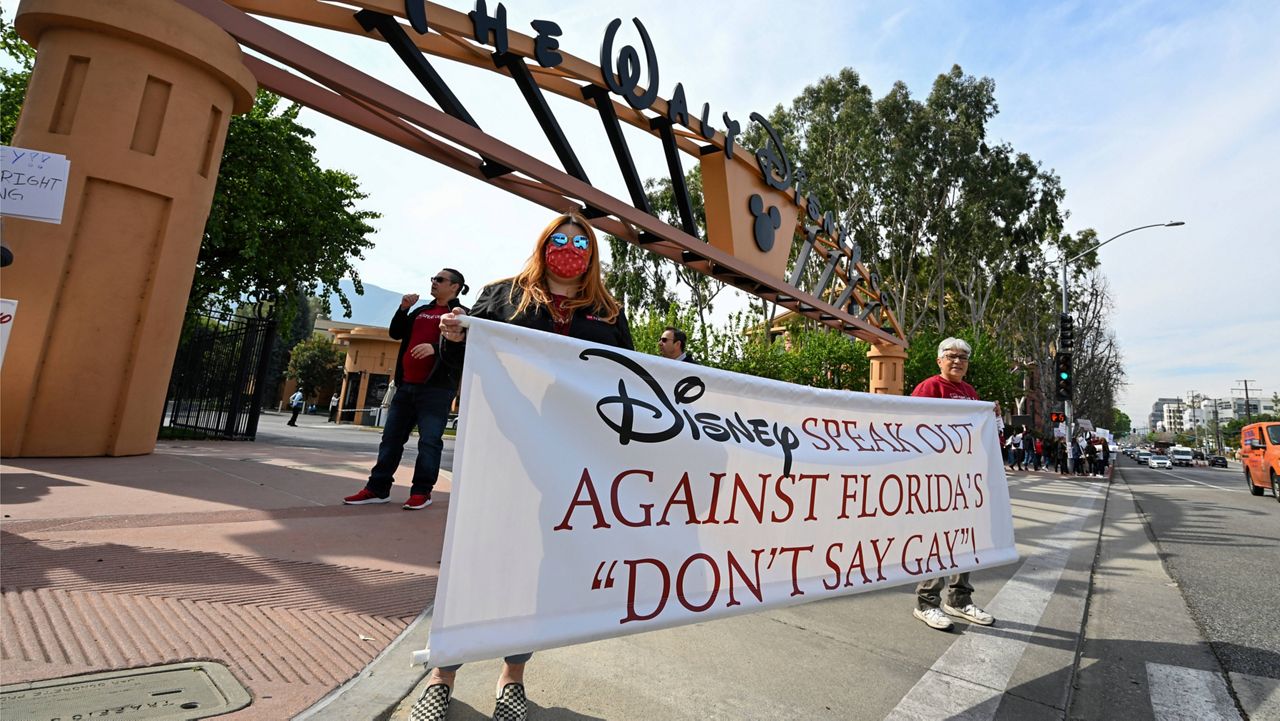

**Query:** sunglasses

left=431, top=276, right=456, bottom=284
left=548, top=233, right=590, bottom=250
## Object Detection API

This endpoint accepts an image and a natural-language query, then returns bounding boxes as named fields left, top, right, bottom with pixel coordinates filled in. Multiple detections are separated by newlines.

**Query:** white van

left=1170, top=446, right=1194, bottom=467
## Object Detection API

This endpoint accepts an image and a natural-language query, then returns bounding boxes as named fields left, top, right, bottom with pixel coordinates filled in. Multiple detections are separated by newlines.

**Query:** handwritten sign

left=0, top=299, right=16, bottom=370
left=415, top=319, right=1016, bottom=668
left=1, top=145, right=71, bottom=224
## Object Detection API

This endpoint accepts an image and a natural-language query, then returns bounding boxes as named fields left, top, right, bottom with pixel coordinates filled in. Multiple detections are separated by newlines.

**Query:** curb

left=1062, top=461, right=1114, bottom=715
left=295, top=606, right=433, bottom=721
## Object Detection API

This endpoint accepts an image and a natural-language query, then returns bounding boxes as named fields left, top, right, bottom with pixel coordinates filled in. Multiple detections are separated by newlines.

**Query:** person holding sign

left=908, top=338, right=997, bottom=631
left=421, top=212, right=632, bottom=721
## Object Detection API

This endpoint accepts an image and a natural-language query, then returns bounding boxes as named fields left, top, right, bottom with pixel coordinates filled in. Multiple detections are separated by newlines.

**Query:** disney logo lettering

left=600, top=18, right=659, bottom=111
left=580, top=348, right=800, bottom=475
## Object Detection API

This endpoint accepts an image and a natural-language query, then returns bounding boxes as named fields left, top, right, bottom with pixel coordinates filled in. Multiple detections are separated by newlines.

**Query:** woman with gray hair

left=907, top=336, right=997, bottom=631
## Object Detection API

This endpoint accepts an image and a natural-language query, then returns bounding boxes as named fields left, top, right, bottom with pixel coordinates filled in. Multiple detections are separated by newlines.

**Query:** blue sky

left=4, top=0, right=1276, bottom=427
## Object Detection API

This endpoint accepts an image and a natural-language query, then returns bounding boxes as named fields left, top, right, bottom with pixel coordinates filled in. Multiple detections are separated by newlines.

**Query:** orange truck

left=1240, top=421, right=1280, bottom=501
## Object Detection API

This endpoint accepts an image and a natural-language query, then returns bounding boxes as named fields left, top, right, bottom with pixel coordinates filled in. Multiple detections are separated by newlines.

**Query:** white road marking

left=1147, top=662, right=1242, bottom=721
left=1139, top=469, right=1234, bottom=490
left=884, top=486, right=1102, bottom=721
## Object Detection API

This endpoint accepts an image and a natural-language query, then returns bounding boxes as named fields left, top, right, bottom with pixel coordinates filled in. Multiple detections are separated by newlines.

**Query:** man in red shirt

left=344, top=269, right=468, bottom=510
left=909, top=337, right=997, bottom=632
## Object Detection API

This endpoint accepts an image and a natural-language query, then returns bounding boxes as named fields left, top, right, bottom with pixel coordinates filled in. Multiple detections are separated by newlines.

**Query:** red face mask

left=544, top=233, right=591, bottom=278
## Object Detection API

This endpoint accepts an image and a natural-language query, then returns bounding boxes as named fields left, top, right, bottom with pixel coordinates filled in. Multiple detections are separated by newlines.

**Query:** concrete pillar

left=868, top=342, right=907, bottom=395
left=1, top=0, right=255, bottom=456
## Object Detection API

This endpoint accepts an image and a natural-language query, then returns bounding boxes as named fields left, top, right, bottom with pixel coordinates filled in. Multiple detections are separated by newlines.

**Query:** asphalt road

left=1113, top=454, right=1280, bottom=680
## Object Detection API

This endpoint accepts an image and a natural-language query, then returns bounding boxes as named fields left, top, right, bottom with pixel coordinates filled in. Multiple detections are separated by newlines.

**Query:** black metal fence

left=162, top=308, right=276, bottom=440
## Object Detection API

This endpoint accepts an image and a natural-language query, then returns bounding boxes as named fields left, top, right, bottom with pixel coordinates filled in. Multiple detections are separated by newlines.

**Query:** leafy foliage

left=284, top=333, right=345, bottom=402
left=1, top=9, right=35, bottom=145
left=198, top=91, right=378, bottom=325
left=742, top=66, right=1118, bottom=427
left=1110, top=408, right=1133, bottom=436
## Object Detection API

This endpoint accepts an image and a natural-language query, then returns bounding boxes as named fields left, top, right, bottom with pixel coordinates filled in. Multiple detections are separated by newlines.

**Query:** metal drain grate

left=0, top=661, right=250, bottom=719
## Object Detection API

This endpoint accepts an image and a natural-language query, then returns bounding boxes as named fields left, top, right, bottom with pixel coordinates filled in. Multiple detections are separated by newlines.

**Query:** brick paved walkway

left=1, top=440, right=447, bottom=719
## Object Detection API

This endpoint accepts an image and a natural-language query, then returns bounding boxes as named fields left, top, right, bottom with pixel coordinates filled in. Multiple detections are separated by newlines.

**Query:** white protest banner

left=418, top=319, right=1016, bottom=668
left=1, top=145, right=71, bottom=224
left=0, top=299, right=15, bottom=369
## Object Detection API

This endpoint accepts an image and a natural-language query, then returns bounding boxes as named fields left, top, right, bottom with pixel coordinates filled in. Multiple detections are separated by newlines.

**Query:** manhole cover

left=0, top=662, right=250, bottom=720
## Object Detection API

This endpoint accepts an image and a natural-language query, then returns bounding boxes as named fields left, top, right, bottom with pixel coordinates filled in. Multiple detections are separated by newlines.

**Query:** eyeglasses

left=548, top=233, right=590, bottom=250
left=942, top=353, right=970, bottom=362
left=431, top=276, right=455, bottom=284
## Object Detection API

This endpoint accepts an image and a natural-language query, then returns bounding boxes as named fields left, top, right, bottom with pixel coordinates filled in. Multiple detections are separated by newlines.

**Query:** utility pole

left=1233, top=380, right=1259, bottom=423
left=1187, top=390, right=1201, bottom=452
left=1211, top=398, right=1223, bottom=452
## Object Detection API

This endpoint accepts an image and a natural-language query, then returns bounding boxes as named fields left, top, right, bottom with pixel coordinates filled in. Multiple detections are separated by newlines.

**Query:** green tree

left=1, top=9, right=35, bottom=144
left=197, top=90, right=378, bottom=324
left=749, top=65, right=1129, bottom=423
left=285, top=333, right=344, bottom=403
left=603, top=166, right=724, bottom=343
left=1110, top=408, right=1132, bottom=435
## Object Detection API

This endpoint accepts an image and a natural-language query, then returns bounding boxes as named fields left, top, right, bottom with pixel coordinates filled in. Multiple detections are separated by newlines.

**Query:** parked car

left=1148, top=454, right=1172, bottom=469
left=1240, top=421, right=1280, bottom=501
left=1209, top=456, right=1229, bottom=468
left=1192, top=450, right=1206, bottom=461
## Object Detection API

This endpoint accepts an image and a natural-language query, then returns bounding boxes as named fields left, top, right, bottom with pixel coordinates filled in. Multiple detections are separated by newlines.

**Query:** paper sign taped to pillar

left=1, top=145, right=71, bottom=224
left=421, top=319, right=1017, bottom=668
left=0, top=298, right=16, bottom=369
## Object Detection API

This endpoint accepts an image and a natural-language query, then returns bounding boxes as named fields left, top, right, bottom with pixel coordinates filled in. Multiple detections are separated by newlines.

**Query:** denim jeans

left=365, top=383, right=455, bottom=497
left=917, top=573, right=974, bottom=610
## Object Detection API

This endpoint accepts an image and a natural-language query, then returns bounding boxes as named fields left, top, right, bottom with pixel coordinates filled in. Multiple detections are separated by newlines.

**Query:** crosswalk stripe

left=884, top=485, right=1102, bottom=721
left=1147, top=662, right=1242, bottom=721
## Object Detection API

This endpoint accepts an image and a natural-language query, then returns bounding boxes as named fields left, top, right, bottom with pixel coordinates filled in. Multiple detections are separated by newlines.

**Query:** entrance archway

left=2, top=0, right=907, bottom=458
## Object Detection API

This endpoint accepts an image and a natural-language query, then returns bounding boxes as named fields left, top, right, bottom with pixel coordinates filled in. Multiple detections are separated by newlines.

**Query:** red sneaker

left=403, top=493, right=433, bottom=510
left=343, top=489, right=389, bottom=505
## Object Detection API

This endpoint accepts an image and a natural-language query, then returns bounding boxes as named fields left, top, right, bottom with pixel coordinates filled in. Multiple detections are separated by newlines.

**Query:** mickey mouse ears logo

left=748, top=194, right=782, bottom=252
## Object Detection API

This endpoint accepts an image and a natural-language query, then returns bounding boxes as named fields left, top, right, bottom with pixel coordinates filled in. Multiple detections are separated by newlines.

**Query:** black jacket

left=389, top=298, right=466, bottom=388
left=442, top=280, right=633, bottom=367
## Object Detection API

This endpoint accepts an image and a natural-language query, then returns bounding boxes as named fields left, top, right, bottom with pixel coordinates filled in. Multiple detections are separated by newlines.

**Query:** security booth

left=333, top=326, right=398, bottom=425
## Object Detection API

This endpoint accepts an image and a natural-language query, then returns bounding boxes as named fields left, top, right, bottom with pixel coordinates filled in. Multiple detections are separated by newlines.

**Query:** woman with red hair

left=415, top=212, right=632, bottom=721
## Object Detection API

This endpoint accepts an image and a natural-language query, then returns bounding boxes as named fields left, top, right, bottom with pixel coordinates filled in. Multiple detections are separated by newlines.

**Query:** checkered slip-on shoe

left=492, top=682, right=528, bottom=721
left=409, top=683, right=452, bottom=721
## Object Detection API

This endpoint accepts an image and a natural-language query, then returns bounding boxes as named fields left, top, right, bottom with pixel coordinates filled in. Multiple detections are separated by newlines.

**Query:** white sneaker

left=943, top=602, right=995, bottom=626
left=913, top=607, right=953, bottom=630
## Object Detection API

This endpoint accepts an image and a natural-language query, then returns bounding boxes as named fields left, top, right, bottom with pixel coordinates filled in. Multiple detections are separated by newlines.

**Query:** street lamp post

left=1059, top=221, right=1185, bottom=437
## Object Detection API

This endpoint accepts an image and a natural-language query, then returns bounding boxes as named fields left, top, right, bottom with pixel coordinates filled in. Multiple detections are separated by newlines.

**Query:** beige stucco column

left=867, top=342, right=908, bottom=395
left=1, top=0, right=255, bottom=457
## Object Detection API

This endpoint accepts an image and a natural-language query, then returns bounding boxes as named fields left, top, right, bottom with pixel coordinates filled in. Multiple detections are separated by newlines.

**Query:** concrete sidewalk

left=1, top=416, right=447, bottom=720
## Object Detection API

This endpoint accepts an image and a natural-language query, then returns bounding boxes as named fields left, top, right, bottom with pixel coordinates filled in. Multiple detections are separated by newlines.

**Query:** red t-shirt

left=400, top=303, right=447, bottom=383
left=550, top=294, right=571, bottom=335
left=910, top=374, right=979, bottom=401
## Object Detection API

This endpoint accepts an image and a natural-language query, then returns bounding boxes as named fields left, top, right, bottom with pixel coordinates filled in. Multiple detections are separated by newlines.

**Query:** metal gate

left=162, top=308, right=276, bottom=440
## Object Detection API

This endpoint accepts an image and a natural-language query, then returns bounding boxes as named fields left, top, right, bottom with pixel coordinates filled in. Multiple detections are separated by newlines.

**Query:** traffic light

left=1050, top=412, right=1066, bottom=423
left=1054, top=352, right=1073, bottom=401
left=1058, top=313, right=1075, bottom=353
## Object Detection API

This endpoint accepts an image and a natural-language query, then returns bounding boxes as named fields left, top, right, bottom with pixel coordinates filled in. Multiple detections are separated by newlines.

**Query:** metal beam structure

left=182, top=0, right=907, bottom=346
